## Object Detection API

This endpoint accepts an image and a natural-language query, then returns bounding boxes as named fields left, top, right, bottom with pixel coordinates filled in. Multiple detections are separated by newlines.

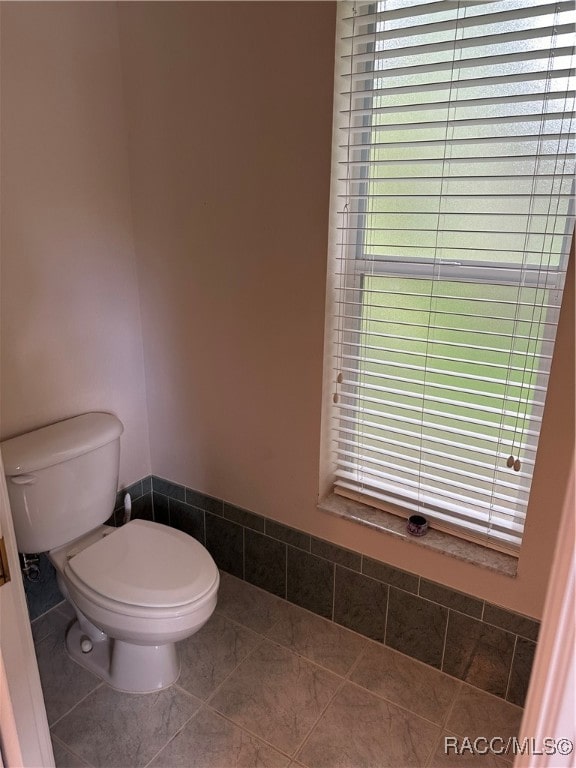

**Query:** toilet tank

left=1, top=413, right=124, bottom=554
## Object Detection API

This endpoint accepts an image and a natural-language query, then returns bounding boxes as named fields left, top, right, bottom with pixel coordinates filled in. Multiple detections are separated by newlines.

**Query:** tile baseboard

left=147, top=475, right=539, bottom=708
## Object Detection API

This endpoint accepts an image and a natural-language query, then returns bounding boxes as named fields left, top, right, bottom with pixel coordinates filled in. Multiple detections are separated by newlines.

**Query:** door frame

left=515, top=453, right=575, bottom=768
left=0, top=455, right=53, bottom=768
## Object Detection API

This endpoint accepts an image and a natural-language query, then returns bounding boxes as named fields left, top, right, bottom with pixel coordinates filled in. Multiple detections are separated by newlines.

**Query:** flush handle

left=10, top=474, right=37, bottom=485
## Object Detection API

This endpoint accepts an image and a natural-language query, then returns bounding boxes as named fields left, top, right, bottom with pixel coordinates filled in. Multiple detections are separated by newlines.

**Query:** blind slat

left=347, top=70, right=575, bottom=100
left=342, top=15, right=573, bottom=51
left=342, top=5, right=574, bottom=45
left=341, top=132, right=573, bottom=149
left=333, top=410, right=540, bottom=456
left=334, top=394, right=543, bottom=432
left=341, top=23, right=575, bottom=69
left=338, top=363, right=548, bottom=401
left=344, top=44, right=574, bottom=79
left=344, top=0, right=568, bottom=27
left=335, top=454, right=528, bottom=507
left=334, top=426, right=536, bottom=470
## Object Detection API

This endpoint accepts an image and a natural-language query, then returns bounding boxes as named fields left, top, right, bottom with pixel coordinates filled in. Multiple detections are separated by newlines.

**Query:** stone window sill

left=318, top=493, right=518, bottom=578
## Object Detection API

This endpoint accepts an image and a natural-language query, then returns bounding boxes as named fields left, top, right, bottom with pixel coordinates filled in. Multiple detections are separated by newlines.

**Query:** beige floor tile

left=31, top=577, right=526, bottom=768
left=350, top=642, right=460, bottom=725
left=177, top=611, right=262, bottom=699
left=52, top=683, right=200, bottom=768
left=266, top=604, right=368, bottom=676
left=297, top=682, right=439, bottom=768
left=217, top=572, right=292, bottom=633
left=35, top=630, right=101, bottom=725
left=209, top=639, right=342, bottom=756
left=150, top=706, right=290, bottom=767
left=52, top=737, right=91, bottom=768
left=446, top=685, right=523, bottom=742
left=31, top=602, right=75, bottom=645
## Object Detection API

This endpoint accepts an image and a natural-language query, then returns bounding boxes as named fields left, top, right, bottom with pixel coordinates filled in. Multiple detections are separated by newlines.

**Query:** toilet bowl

left=50, top=519, right=219, bottom=692
left=1, top=412, right=220, bottom=694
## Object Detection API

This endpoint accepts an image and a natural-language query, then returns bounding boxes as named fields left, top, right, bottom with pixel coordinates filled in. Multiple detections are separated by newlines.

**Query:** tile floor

left=33, top=572, right=523, bottom=768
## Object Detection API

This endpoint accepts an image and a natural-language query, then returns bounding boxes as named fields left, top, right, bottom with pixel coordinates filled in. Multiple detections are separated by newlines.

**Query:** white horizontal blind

left=331, top=0, right=575, bottom=551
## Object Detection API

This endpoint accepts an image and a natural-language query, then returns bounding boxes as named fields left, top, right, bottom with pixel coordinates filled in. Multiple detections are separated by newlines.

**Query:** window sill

left=318, top=493, right=518, bottom=578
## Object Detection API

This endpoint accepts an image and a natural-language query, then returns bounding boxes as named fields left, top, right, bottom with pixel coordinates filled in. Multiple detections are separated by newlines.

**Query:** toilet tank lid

left=1, top=413, right=123, bottom=475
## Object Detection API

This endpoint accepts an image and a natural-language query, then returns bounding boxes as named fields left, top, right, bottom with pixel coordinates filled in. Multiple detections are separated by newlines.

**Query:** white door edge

left=0, top=454, right=54, bottom=768
left=515, top=452, right=576, bottom=768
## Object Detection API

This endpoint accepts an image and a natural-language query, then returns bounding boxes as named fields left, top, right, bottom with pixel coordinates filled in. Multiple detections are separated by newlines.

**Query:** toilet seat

left=65, top=519, right=219, bottom=613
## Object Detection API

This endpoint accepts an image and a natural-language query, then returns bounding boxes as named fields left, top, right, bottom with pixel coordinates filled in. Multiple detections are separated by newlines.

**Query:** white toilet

left=1, top=412, right=219, bottom=693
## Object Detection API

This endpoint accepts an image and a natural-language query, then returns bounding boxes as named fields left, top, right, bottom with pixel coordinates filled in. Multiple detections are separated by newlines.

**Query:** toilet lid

left=67, top=519, right=218, bottom=609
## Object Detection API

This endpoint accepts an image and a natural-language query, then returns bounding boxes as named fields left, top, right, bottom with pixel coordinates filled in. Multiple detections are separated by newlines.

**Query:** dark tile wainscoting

left=26, top=474, right=539, bottom=707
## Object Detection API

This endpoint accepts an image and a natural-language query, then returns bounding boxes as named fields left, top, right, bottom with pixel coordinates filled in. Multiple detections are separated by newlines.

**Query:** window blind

left=330, top=0, right=575, bottom=552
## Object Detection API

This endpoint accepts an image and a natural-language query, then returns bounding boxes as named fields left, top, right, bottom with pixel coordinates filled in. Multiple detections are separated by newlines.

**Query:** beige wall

left=118, top=1, right=335, bottom=512
left=0, top=2, right=151, bottom=486
left=1, top=2, right=572, bottom=619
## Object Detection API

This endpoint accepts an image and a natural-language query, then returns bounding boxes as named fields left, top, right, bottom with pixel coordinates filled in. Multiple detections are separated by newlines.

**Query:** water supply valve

left=20, top=552, right=40, bottom=582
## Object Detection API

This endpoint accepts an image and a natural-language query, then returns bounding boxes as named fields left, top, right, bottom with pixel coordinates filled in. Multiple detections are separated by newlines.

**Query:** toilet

left=1, top=412, right=219, bottom=693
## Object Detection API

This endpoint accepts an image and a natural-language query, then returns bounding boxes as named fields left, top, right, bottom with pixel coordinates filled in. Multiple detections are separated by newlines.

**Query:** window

left=326, top=0, right=575, bottom=553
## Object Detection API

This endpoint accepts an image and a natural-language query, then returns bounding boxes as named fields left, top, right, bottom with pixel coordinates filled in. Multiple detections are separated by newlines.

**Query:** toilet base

left=66, top=621, right=180, bottom=694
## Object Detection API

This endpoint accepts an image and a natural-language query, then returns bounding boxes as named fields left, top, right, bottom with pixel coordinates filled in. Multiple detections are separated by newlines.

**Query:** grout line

left=441, top=678, right=463, bottom=732
left=331, top=561, right=336, bottom=622
left=30, top=603, right=70, bottom=645
left=50, top=732, right=97, bottom=768
left=48, top=681, right=104, bottom=730
left=357, top=630, right=519, bottom=721
left=202, top=702, right=294, bottom=762
left=383, top=584, right=390, bottom=645
left=504, top=634, right=518, bottom=703
left=208, top=611, right=267, bottom=644
left=242, top=526, right=246, bottom=581
left=289, top=674, right=347, bottom=762
left=203, top=635, right=267, bottom=708
left=423, top=729, right=443, bottom=768
left=342, top=674, right=453, bottom=731
left=141, top=704, right=202, bottom=768
left=284, top=542, right=288, bottom=600
left=478, top=616, right=536, bottom=642
left=209, top=597, right=360, bottom=691
left=31, top=599, right=69, bottom=625
left=259, top=607, right=288, bottom=639
left=456, top=678, right=525, bottom=713
left=343, top=640, right=369, bottom=682
left=440, top=608, right=450, bottom=671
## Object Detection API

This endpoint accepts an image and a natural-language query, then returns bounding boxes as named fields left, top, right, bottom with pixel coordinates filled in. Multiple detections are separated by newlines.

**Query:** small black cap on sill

left=407, top=515, right=428, bottom=537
